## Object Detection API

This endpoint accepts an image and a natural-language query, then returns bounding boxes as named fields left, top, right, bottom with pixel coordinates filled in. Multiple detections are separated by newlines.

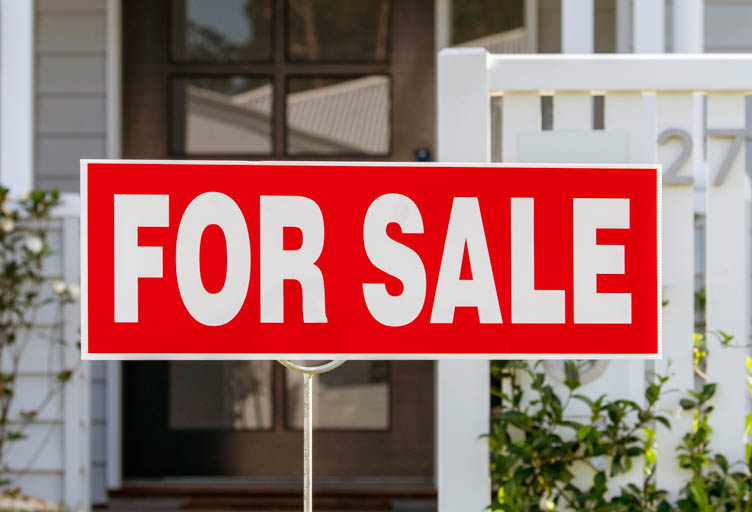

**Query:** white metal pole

left=277, top=360, right=344, bottom=512
left=303, top=372, right=313, bottom=512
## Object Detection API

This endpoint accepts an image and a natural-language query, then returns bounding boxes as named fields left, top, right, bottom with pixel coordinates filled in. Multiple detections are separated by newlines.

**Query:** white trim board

left=482, top=53, right=752, bottom=92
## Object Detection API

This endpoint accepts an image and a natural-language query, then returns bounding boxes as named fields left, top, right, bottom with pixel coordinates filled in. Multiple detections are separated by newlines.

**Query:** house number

left=658, top=128, right=747, bottom=185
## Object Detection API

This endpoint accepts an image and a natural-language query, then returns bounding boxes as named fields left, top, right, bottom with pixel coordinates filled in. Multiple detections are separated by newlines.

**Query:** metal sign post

left=278, top=360, right=346, bottom=512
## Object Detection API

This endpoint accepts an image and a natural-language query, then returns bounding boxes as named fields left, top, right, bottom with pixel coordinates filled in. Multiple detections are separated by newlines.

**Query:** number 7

left=707, top=129, right=746, bottom=186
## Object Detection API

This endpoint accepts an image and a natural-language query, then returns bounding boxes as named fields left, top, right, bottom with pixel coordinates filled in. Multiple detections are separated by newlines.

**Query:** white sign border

left=80, top=159, right=662, bottom=361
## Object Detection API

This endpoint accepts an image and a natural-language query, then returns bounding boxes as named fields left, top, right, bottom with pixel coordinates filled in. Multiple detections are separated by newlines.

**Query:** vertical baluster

left=653, top=92, right=695, bottom=498
left=705, top=92, right=750, bottom=464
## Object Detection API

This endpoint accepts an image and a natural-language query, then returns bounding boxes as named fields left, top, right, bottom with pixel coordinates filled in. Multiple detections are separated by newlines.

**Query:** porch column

left=436, top=48, right=491, bottom=512
left=561, top=0, right=593, bottom=53
left=633, top=0, right=665, bottom=53
left=0, top=0, right=34, bottom=194
left=524, top=0, right=538, bottom=53
left=615, top=0, right=631, bottom=53
left=673, top=0, right=704, bottom=53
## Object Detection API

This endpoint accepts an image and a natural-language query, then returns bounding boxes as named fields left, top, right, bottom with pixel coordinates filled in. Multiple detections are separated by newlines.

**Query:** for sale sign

left=80, top=161, right=661, bottom=360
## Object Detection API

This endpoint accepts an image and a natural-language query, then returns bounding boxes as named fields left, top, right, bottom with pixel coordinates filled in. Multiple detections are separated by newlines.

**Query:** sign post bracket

left=277, top=359, right=346, bottom=512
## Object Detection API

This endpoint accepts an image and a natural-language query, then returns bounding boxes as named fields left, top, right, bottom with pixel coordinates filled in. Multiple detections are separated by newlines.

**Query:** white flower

left=68, top=283, right=80, bottom=298
left=0, top=218, right=14, bottom=233
left=24, top=236, right=43, bottom=254
left=591, top=455, right=607, bottom=472
left=52, top=280, right=66, bottom=295
left=18, top=192, right=29, bottom=202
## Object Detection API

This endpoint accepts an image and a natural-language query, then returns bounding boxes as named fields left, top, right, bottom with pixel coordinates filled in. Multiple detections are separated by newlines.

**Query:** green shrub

left=489, top=354, right=752, bottom=511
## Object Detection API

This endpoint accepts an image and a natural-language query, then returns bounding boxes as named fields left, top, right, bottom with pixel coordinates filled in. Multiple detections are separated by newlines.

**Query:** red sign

left=81, top=161, right=661, bottom=359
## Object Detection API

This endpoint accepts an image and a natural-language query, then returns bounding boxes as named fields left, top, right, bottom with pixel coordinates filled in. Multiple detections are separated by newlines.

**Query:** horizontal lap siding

left=35, top=0, right=106, bottom=193
left=34, top=1, right=105, bottom=507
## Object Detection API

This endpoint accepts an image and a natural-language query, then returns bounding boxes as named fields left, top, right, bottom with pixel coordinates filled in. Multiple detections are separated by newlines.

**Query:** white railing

left=9, top=196, right=88, bottom=510
left=437, top=48, right=752, bottom=510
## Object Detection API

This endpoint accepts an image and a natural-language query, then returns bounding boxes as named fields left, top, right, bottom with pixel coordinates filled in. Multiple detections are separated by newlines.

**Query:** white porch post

left=673, top=0, right=704, bottom=53
left=62, top=211, right=91, bottom=511
left=615, top=0, right=632, bottom=53
left=633, top=0, right=665, bottom=53
left=436, top=48, right=491, bottom=512
left=524, top=0, right=538, bottom=53
left=561, top=0, right=593, bottom=53
left=0, top=0, right=34, bottom=194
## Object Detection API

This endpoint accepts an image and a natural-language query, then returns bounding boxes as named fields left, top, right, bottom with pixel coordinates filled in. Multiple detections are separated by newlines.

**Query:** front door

left=121, top=0, right=436, bottom=482
left=123, top=361, right=434, bottom=478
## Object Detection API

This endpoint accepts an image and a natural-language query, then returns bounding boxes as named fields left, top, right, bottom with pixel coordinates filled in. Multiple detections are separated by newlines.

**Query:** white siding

left=34, top=2, right=105, bottom=507
left=35, top=0, right=107, bottom=192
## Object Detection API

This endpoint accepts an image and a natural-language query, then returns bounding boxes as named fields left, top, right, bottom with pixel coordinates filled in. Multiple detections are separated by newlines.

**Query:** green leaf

left=745, top=412, right=752, bottom=440
left=688, top=479, right=709, bottom=509
left=6, top=431, right=25, bottom=441
left=564, top=361, right=580, bottom=390
left=714, top=453, right=729, bottom=473
left=577, top=425, right=592, bottom=441
left=716, top=329, right=734, bottom=346
left=499, top=410, right=528, bottom=430
left=655, top=416, right=671, bottom=430
left=679, top=399, right=696, bottom=410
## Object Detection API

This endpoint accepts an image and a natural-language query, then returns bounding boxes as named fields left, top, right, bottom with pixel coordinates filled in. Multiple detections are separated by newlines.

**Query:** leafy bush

left=0, top=189, right=78, bottom=486
left=489, top=354, right=752, bottom=511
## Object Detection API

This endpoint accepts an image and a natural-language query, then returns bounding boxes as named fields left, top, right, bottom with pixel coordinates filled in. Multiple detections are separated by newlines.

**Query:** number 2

left=657, top=128, right=693, bottom=185
left=657, top=128, right=747, bottom=186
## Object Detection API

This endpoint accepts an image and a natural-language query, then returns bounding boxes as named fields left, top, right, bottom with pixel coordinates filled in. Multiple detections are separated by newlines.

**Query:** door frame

left=105, top=0, right=123, bottom=493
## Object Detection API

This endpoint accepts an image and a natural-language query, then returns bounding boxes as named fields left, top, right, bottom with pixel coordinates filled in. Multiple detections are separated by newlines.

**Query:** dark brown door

left=122, top=0, right=436, bottom=481
left=123, top=361, right=434, bottom=478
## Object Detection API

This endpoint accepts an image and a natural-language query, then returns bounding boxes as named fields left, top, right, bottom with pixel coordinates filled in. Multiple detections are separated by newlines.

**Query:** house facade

left=0, top=0, right=751, bottom=510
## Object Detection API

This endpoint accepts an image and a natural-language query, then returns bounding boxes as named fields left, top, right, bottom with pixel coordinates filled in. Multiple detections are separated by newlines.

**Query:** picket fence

left=436, top=49, right=752, bottom=510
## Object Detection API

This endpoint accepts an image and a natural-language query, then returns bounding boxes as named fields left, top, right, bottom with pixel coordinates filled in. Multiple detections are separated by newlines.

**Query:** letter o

left=176, top=192, right=251, bottom=326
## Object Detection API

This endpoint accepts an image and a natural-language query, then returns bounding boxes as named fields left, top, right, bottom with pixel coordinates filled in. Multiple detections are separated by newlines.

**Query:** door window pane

left=285, top=361, right=390, bottom=430
left=171, top=76, right=273, bottom=155
left=287, top=0, right=390, bottom=61
left=286, top=76, right=390, bottom=155
left=169, top=361, right=273, bottom=430
left=172, top=0, right=272, bottom=61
